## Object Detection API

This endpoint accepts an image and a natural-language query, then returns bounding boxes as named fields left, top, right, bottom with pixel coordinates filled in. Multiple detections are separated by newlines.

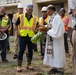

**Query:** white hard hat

left=41, top=6, right=47, bottom=12
left=17, top=3, right=23, bottom=9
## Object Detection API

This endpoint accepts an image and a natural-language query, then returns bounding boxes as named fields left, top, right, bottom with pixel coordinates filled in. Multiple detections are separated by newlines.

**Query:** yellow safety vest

left=0, top=16, right=8, bottom=27
left=0, top=15, right=11, bottom=34
left=39, top=16, right=49, bottom=26
left=13, top=13, right=23, bottom=30
left=13, top=13, right=19, bottom=21
left=19, top=14, right=38, bottom=37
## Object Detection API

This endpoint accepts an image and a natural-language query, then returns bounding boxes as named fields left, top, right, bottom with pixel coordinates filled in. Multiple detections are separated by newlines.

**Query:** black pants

left=18, top=35, right=34, bottom=61
left=33, top=44, right=37, bottom=52
left=64, top=33, right=69, bottom=53
left=40, top=37, right=46, bottom=56
left=70, top=32, right=73, bottom=46
left=7, top=36, right=10, bottom=51
left=0, top=38, right=7, bottom=60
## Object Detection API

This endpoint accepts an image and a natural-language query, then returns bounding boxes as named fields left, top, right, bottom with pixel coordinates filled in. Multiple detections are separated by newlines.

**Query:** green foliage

left=31, top=31, right=43, bottom=44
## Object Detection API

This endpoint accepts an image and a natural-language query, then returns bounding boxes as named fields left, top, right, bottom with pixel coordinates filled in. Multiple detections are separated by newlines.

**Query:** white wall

left=5, top=6, right=17, bottom=14
left=64, top=2, right=72, bottom=27
left=21, top=0, right=33, bottom=12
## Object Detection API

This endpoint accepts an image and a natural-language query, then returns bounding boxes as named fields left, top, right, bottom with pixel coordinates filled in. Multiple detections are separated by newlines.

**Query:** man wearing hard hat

left=15, top=4, right=38, bottom=72
left=39, top=6, right=49, bottom=59
left=12, top=3, right=23, bottom=59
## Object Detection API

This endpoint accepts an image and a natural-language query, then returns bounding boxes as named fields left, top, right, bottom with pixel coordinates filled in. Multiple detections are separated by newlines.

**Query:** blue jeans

left=18, top=35, right=34, bottom=61
left=0, top=38, right=7, bottom=60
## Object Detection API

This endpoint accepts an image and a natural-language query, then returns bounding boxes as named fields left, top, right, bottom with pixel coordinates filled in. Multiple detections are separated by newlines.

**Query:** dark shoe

left=34, top=49, right=38, bottom=52
left=56, top=71, right=64, bottom=75
left=13, top=54, right=18, bottom=59
left=47, top=68, right=58, bottom=74
left=65, top=51, right=69, bottom=53
left=2, top=59, right=8, bottom=62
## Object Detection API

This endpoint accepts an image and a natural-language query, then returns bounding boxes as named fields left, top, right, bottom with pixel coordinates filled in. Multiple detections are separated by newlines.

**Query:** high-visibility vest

left=0, top=15, right=8, bottom=27
left=13, top=13, right=19, bottom=21
left=13, top=13, right=22, bottom=29
left=0, top=15, right=11, bottom=34
left=19, top=14, right=38, bottom=37
left=61, top=16, right=69, bottom=31
left=39, top=16, right=49, bottom=26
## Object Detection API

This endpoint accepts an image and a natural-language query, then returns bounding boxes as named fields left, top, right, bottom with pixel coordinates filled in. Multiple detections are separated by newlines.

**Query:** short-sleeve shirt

left=15, top=13, right=38, bottom=27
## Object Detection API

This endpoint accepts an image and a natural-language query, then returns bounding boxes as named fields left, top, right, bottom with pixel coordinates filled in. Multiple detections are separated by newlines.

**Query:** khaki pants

left=72, top=30, right=76, bottom=75
left=14, top=37, right=19, bottom=54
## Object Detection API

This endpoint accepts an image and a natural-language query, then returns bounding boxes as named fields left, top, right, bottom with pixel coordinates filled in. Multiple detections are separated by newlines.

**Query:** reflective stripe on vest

left=14, top=13, right=19, bottom=21
left=39, top=16, right=49, bottom=25
left=14, top=13, right=22, bottom=30
left=19, top=14, right=37, bottom=37
left=1, top=16, right=8, bottom=27
left=19, top=15, right=36, bottom=30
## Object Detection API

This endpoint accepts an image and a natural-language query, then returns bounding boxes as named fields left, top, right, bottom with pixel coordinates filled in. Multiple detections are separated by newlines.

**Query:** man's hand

left=0, top=29, right=5, bottom=34
left=34, top=28, right=38, bottom=33
left=72, top=9, right=76, bottom=17
left=39, top=27, right=50, bottom=32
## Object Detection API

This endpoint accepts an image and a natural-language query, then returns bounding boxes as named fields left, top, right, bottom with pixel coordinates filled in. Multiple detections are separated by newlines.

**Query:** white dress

left=44, top=13, right=66, bottom=68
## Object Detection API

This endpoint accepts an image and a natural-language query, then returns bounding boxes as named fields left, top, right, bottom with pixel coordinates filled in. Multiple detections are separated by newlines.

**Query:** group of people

left=0, top=0, right=76, bottom=74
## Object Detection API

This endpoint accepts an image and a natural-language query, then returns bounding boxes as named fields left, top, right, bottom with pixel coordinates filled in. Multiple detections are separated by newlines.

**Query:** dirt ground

left=0, top=37, right=73, bottom=75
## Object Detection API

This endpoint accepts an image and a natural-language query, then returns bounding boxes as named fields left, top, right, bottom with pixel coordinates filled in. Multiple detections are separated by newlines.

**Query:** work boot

left=26, top=62, right=34, bottom=70
left=13, top=54, right=18, bottom=59
left=2, top=59, right=8, bottom=63
left=17, top=60, right=22, bottom=72
left=47, top=68, right=58, bottom=74
left=26, top=59, right=34, bottom=70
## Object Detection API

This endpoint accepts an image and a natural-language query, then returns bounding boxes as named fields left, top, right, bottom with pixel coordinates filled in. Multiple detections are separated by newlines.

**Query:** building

left=0, top=0, right=72, bottom=36
left=32, top=0, right=72, bottom=37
